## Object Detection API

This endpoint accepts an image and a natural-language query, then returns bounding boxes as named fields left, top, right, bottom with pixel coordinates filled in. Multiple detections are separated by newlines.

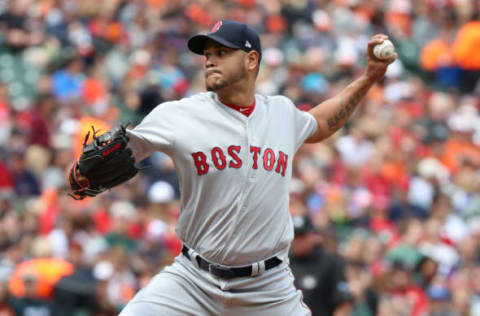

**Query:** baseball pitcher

left=68, top=20, right=396, bottom=316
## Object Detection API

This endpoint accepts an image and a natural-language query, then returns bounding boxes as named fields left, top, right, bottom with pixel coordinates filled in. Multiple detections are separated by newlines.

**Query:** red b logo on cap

left=210, top=21, right=222, bottom=33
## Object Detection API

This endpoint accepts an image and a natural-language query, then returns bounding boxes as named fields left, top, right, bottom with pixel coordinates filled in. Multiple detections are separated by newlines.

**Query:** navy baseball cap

left=188, top=20, right=262, bottom=61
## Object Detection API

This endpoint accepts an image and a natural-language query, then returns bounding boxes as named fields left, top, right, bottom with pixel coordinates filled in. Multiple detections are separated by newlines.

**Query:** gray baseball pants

left=118, top=254, right=311, bottom=316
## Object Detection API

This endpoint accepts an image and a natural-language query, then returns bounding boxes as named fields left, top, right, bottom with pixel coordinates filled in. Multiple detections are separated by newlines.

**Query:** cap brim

left=187, top=34, right=241, bottom=55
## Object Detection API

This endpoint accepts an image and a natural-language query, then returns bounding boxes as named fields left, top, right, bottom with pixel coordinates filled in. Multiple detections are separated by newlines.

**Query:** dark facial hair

left=206, top=58, right=246, bottom=91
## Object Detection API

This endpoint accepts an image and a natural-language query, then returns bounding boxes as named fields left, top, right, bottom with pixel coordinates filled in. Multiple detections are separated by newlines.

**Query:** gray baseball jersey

left=127, top=91, right=317, bottom=266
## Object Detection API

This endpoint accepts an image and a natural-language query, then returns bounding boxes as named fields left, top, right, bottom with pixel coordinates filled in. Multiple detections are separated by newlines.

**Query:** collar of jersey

left=220, top=99, right=255, bottom=117
left=212, top=93, right=257, bottom=120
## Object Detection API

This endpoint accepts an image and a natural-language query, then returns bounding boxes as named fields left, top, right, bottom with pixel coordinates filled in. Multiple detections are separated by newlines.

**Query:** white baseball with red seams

left=373, top=39, right=395, bottom=60
left=127, top=91, right=317, bottom=265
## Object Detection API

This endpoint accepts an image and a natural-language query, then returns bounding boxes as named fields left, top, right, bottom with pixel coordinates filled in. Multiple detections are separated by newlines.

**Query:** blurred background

left=0, top=0, right=479, bottom=315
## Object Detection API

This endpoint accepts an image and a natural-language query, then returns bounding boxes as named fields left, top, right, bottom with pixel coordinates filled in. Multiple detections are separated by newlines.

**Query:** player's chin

left=206, top=79, right=228, bottom=91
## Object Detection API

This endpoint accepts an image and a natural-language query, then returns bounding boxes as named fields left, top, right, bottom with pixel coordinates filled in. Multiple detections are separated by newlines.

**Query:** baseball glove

left=68, top=125, right=138, bottom=200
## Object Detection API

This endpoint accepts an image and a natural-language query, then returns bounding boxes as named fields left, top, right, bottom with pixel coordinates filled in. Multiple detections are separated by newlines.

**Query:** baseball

left=373, top=39, right=395, bottom=60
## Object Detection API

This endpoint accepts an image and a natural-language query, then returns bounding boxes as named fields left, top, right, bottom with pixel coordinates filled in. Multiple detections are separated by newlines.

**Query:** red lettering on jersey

left=210, top=21, right=222, bottom=33
left=211, top=147, right=227, bottom=170
left=191, top=152, right=209, bottom=175
left=228, top=145, right=242, bottom=168
left=275, top=151, right=288, bottom=176
left=263, top=148, right=275, bottom=171
left=250, top=146, right=261, bottom=169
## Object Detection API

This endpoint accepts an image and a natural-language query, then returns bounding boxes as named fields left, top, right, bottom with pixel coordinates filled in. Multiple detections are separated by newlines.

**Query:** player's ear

left=246, top=51, right=259, bottom=72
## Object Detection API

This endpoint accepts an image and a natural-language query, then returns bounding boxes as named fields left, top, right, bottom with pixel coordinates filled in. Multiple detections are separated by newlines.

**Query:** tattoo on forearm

left=327, top=88, right=368, bottom=130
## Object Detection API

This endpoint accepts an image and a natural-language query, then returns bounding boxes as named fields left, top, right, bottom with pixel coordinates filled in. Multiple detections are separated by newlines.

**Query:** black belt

left=181, top=245, right=282, bottom=279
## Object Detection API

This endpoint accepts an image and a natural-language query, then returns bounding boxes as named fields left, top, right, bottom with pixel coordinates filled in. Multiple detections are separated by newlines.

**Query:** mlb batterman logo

left=210, top=21, right=222, bottom=33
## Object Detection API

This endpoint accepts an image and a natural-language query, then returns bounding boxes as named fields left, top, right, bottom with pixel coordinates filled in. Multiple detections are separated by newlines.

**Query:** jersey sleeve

left=127, top=101, right=178, bottom=162
left=282, top=97, right=318, bottom=151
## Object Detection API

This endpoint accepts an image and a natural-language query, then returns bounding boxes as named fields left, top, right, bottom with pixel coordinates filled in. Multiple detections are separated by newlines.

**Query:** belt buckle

left=209, top=264, right=236, bottom=279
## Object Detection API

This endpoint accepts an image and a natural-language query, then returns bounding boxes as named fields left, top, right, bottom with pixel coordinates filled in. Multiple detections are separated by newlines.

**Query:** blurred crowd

left=0, top=0, right=479, bottom=315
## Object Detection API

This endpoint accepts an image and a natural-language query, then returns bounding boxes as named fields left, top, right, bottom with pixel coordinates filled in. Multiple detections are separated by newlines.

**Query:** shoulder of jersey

left=262, top=94, right=295, bottom=110
left=154, top=93, right=293, bottom=110
left=181, top=92, right=213, bottom=105
left=153, top=92, right=212, bottom=110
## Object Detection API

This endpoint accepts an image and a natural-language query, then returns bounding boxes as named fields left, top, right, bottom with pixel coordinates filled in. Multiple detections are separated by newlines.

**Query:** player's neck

left=216, top=83, right=255, bottom=107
